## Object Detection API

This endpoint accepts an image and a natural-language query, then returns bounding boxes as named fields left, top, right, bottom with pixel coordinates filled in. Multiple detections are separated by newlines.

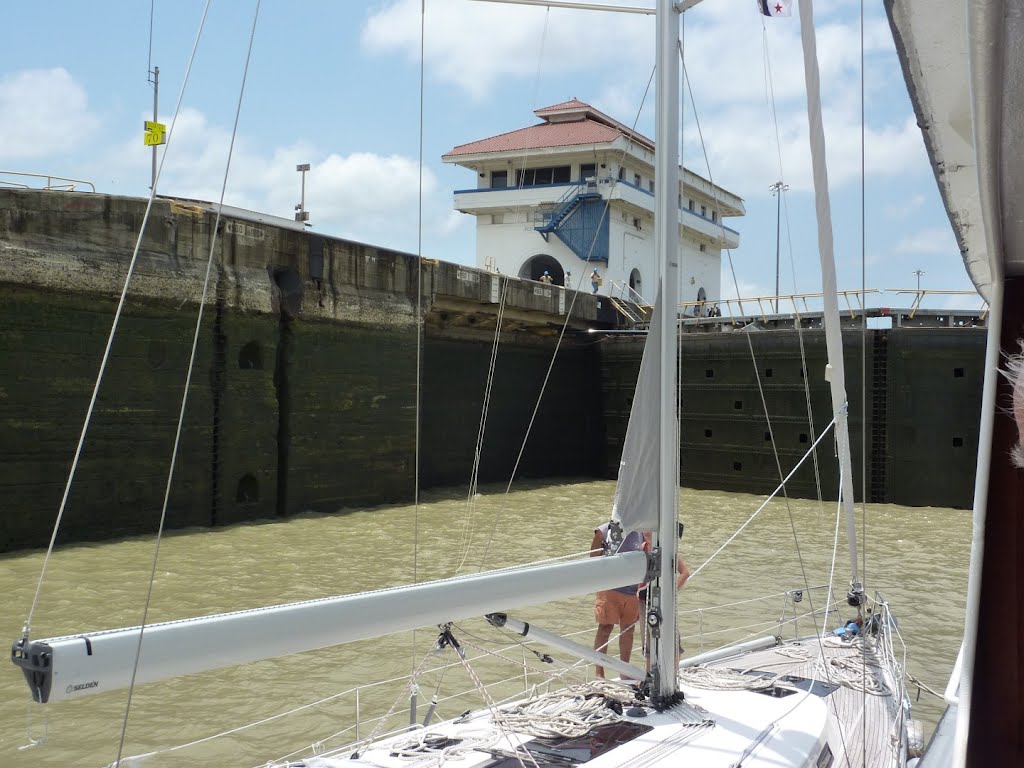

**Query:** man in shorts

left=591, top=521, right=645, bottom=678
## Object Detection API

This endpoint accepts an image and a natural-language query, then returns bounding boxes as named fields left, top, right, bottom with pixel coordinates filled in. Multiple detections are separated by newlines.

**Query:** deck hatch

left=483, top=721, right=653, bottom=767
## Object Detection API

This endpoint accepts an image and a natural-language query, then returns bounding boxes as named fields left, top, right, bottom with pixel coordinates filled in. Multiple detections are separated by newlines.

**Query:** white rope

left=679, top=665, right=775, bottom=691
left=386, top=727, right=500, bottom=762
left=492, top=681, right=637, bottom=739
left=816, top=651, right=889, bottom=696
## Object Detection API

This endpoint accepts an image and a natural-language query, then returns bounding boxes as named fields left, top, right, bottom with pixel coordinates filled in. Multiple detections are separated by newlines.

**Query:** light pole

left=913, top=269, right=925, bottom=293
left=295, top=163, right=310, bottom=224
left=769, top=180, right=789, bottom=313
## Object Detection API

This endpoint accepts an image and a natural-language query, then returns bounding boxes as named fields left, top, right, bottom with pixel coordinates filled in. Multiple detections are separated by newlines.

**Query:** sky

left=1, top=0, right=982, bottom=311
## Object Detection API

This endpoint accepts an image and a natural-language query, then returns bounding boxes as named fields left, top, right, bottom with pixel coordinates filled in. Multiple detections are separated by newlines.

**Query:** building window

left=688, top=199, right=694, bottom=211
left=491, top=170, right=507, bottom=188
left=491, top=213, right=504, bottom=225
left=699, top=243, right=706, bottom=253
left=634, top=173, right=641, bottom=187
left=711, top=210, right=718, bottom=222
left=580, top=163, right=596, bottom=180
left=633, top=217, right=642, bottom=230
left=618, top=167, right=626, bottom=180
left=516, top=166, right=571, bottom=185
left=649, top=180, right=655, bottom=193
left=701, top=205, right=707, bottom=217
left=678, top=194, right=683, bottom=209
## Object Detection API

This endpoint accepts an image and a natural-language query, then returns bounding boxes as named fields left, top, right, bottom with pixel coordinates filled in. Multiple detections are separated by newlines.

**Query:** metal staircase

left=534, top=182, right=608, bottom=262
left=609, top=280, right=651, bottom=326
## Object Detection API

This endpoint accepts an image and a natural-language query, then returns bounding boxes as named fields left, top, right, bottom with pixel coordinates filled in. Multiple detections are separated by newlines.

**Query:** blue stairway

left=535, top=186, right=609, bottom=263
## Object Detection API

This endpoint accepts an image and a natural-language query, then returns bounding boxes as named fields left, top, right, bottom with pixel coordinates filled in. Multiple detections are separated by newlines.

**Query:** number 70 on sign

left=143, top=120, right=166, bottom=146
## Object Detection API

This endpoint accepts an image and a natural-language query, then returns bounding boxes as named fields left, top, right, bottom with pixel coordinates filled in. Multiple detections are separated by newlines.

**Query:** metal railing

left=608, top=279, right=651, bottom=324
left=0, top=170, right=96, bottom=193
left=885, top=288, right=989, bottom=320
left=680, top=288, right=883, bottom=322
left=678, top=288, right=988, bottom=324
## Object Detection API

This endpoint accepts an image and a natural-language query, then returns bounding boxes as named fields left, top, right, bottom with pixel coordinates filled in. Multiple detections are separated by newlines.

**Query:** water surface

left=0, top=481, right=969, bottom=766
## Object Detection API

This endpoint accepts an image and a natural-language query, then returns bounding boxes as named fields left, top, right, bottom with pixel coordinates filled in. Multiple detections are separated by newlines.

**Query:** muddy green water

left=0, top=481, right=969, bottom=767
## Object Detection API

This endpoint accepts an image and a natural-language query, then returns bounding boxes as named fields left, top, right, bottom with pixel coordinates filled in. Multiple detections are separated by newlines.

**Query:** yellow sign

left=143, top=120, right=166, bottom=146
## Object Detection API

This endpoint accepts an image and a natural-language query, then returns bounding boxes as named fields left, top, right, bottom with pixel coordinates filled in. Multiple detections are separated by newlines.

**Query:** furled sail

left=610, top=286, right=662, bottom=533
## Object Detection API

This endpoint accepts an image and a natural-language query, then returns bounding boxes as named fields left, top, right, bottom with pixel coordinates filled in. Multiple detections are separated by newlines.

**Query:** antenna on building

left=295, top=164, right=311, bottom=224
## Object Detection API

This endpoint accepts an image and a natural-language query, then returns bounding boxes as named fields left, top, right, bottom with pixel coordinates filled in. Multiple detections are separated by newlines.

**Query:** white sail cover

left=610, top=286, right=662, bottom=533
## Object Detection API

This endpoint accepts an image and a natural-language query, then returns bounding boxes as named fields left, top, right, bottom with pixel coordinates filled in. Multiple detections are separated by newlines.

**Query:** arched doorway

left=628, top=268, right=643, bottom=301
left=518, top=254, right=565, bottom=285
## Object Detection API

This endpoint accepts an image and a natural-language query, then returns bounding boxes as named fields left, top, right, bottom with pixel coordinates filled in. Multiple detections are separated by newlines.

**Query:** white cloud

left=360, top=0, right=923, bottom=205
left=362, top=0, right=650, bottom=101
left=0, top=69, right=99, bottom=162
left=895, top=227, right=957, bottom=256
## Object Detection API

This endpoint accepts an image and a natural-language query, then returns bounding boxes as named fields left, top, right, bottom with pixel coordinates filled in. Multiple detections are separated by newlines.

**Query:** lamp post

left=913, top=269, right=925, bottom=293
left=769, top=180, right=789, bottom=313
left=295, top=163, right=311, bottom=224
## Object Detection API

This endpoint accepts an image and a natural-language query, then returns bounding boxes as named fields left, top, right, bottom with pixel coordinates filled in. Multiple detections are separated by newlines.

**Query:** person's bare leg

left=619, top=624, right=636, bottom=680
left=594, top=624, right=613, bottom=678
left=620, top=625, right=635, bottom=664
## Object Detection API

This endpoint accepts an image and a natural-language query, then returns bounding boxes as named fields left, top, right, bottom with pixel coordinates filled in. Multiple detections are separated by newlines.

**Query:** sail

left=610, top=286, right=663, bottom=533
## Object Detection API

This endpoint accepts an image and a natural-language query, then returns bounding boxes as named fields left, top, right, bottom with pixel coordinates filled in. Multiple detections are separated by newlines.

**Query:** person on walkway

left=591, top=521, right=644, bottom=678
left=539, top=270, right=553, bottom=284
left=591, top=269, right=603, bottom=294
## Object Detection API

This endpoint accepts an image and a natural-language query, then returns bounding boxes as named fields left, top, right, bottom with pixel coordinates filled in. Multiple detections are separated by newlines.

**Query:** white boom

left=13, top=551, right=648, bottom=704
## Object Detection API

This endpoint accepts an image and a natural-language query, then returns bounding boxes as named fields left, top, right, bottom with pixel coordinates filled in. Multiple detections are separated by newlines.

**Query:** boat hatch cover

left=482, top=721, right=653, bottom=767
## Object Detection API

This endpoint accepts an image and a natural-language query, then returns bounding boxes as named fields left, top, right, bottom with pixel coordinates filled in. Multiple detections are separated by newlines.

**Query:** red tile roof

left=534, top=97, right=591, bottom=115
left=444, top=119, right=622, bottom=157
left=443, top=99, right=654, bottom=158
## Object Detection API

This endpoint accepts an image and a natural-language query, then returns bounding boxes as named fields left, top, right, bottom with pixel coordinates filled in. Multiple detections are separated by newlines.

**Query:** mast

left=651, top=0, right=682, bottom=702
left=796, top=0, right=862, bottom=602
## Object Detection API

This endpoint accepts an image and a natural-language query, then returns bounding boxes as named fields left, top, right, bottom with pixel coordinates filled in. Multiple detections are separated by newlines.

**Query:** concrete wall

left=0, top=189, right=610, bottom=552
left=0, top=189, right=982, bottom=552
left=601, top=325, right=984, bottom=509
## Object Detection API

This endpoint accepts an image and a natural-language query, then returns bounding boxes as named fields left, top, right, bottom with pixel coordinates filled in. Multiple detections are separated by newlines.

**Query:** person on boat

left=564, top=270, right=572, bottom=288
left=590, top=521, right=644, bottom=678
left=590, top=269, right=603, bottom=294
left=539, top=270, right=553, bottom=284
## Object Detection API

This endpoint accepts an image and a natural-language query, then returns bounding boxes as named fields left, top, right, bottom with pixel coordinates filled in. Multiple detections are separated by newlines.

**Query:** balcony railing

left=0, top=170, right=96, bottom=192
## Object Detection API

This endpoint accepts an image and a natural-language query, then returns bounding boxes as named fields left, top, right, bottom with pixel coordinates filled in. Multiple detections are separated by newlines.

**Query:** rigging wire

left=147, top=0, right=155, bottom=77
left=859, top=0, right=870, bottom=759
left=680, top=38, right=825, bottom=515
left=456, top=278, right=510, bottom=573
left=411, top=0, right=426, bottom=681
left=858, top=0, right=868, bottom=618
left=112, top=3, right=263, bottom=766
left=688, top=416, right=836, bottom=580
left=473, top=70, right=656, bottom=571
left=681, top=25, right=853, bottom=739
left=19, top=0, right=213, bottom=643
left=510, top=6, right=551, bottom=228
left=758, top=27, right=826, bottom=507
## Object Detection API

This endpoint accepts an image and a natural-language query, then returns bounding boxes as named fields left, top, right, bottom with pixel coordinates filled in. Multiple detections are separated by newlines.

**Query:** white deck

left=286, top=635, right=905, bottom=768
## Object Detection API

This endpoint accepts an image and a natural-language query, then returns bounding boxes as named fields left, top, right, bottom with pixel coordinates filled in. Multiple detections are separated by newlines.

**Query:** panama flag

left=759, top=0, right=792, bottom=16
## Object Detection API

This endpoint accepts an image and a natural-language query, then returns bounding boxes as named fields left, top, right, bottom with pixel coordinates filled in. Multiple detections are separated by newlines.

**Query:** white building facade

left=442, top=99, right=744, bottom=308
